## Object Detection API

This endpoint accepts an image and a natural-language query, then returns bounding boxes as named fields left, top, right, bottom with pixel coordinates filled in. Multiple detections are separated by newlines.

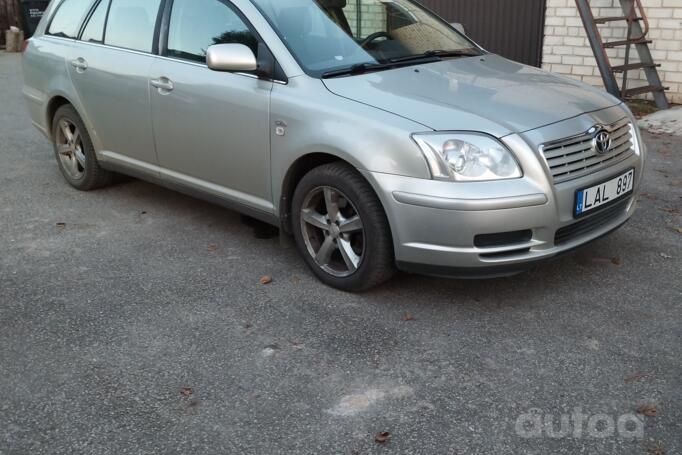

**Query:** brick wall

left=343, top=2, right=387, bottom=38
left=543, top=0, right=682, bottom=104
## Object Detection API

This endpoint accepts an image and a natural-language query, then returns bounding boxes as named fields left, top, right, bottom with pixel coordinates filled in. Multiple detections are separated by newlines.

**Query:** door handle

left=150, top=77, right=174, bottom=92
left=70, top=58, right=88, bottom=71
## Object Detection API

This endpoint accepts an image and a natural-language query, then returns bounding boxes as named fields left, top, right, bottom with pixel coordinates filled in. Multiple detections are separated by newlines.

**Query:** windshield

left=250, top=0, right=480, bottom=77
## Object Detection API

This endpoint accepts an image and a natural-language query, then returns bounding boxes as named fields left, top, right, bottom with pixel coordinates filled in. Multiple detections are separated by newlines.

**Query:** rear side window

left=48, top=0, right=93, bottom=38
left=80, top=0, right=109, bottom=43
left=104, top=0, right=162, bottom=52
left=166, top=0, right=259, bottom=63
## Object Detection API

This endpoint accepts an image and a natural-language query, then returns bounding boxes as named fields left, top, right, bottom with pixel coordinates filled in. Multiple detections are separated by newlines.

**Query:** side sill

left=99, top=158, right=279, bottom=227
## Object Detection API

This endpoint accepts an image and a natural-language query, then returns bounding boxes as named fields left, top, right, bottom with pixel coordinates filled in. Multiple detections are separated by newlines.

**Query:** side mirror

left=207, top=44, right=257, bottom=72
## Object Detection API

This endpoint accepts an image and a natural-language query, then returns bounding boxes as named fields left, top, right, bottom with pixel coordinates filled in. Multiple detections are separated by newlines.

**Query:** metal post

left=356, top=0, right=362, bottom=37
left=574, top=0, right=621, bottom=98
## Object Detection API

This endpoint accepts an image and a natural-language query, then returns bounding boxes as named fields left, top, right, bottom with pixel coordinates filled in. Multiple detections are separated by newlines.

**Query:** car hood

left=322, top=54, right=621, bottom=137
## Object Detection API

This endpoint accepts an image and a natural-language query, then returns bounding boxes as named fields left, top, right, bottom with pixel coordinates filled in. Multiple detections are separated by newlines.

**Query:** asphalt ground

left=1, top=51, right=680, bottom=454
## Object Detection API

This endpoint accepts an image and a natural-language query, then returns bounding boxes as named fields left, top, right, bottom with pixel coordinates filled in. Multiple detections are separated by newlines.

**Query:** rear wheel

left=292, top=162, right=395, bottom=291
left=51, top=105, right=113, bottom=190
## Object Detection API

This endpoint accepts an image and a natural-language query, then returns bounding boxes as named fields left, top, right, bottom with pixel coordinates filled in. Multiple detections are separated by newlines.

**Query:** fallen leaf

left=56, top=222, right=66, bottom=229
left=181, top=387, right=193, bottom=397
left=660, top=253, right=673, bottom=259
left=636, top=404, right=658, bottom=417
left=639, top=192, right=657, bottom=200
left=660, top=207, right=679, bottom=214
left=260, top=275, right=273, bottom=285
left=624, top=371, right=653, bottom=384
left=403, top=313, right=414, bottom=321
left=375, top=431, right=391, bottom=443
left=291, top=275, right=301, bottom=284
left=207, top=244, right=218, bottom=252
left=674, top=228, right=682, bottom=234
left=647, top=442, right=666, bottom=455
left=290, top=339, right=304, bottom=350
left=611, top=257, right=621, bottom=266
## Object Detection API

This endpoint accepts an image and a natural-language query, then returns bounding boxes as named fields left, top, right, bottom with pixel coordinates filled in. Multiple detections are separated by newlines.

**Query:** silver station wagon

left=23, top=0, right=645, bottom=290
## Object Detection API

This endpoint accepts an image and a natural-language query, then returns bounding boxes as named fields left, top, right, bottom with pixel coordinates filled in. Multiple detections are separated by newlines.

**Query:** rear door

left=149, top=0, right=274, bottom=212
left=67, top=0, right=162, bottom=172
left=25, top=0, right=92, bottom=132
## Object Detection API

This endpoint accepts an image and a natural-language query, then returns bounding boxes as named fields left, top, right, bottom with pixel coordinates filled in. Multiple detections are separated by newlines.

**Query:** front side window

left=167, top=0, right=259, bottom=63
left=80, top=0, right=109, bottom=43
left=251, top=0, right=479, bottom=77
left=104, top=0, right=162, bottom=52
left=47, top=0, right=93, bottom=38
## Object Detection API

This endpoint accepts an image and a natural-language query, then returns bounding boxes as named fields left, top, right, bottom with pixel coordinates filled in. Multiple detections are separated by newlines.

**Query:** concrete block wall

left=543, top=0, right=682, bottom=104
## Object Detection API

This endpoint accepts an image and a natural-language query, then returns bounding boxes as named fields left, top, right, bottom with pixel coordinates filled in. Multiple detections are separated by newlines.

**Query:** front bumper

left=362, top=105, right=645, bottom=277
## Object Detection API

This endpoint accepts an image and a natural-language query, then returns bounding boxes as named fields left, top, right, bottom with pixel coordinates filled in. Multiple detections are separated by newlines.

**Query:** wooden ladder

left=575, top=0, right=669, bottom=109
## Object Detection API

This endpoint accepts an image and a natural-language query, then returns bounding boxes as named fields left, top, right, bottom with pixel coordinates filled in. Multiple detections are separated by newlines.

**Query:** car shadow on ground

left=88, top=170, right=646, bottom=310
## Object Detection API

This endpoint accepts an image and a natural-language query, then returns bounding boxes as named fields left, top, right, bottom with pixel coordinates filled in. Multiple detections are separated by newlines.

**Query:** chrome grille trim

left=540, top=118, right=634, bottom=184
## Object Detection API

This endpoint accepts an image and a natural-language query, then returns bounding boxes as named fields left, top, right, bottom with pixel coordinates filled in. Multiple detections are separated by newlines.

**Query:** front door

left=149, top=0, right=273, bottom=213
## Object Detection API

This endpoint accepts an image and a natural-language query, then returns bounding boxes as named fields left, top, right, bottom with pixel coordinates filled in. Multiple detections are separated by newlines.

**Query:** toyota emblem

left=593, top=130, right=612, bottom=154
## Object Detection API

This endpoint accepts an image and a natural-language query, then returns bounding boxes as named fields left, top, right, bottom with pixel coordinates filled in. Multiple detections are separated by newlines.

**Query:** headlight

left=413, top=133, right=522, bottom=181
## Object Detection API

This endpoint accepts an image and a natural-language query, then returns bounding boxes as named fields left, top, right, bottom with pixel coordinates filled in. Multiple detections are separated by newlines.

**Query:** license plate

left=575, top=169, right=635, bottom=217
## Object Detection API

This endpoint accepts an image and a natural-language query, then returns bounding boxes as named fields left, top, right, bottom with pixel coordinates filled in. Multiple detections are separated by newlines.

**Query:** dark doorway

left=419, top=0, right=547, bottom=67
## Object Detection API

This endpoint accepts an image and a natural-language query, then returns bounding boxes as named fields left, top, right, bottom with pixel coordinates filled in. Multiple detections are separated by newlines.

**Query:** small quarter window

left=48, top=0, right=93, bottom=38
left=105, top=0, right=162, bottom=52
left=81, top=0, right=109, bottom=43
left=167, top=0, right=259, bottom=64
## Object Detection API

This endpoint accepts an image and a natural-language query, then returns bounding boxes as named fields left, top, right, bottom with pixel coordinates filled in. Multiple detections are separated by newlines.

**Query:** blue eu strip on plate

left=575, top=190, right=584, bottom=215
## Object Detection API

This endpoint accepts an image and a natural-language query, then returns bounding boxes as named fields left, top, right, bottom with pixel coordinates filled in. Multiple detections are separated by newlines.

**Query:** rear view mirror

left=207, top=44, right=257, bottom=72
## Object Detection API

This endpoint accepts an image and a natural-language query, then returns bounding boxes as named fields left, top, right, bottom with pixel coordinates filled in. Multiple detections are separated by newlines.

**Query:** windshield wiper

left=321, top=62, right=395, bottom=79
left=320, top=49, right=481, bottom=78
left=390, top=49, right=481, bottom=64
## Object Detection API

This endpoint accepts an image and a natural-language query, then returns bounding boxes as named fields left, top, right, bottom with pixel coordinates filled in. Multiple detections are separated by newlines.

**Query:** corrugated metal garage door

left=419, top=0, right=547, bottom=67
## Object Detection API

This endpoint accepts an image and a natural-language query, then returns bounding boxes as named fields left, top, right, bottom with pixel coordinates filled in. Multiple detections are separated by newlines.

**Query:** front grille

left=554, top=199, right=630, bottom=245
left=540, top=118, right=635, bottom=184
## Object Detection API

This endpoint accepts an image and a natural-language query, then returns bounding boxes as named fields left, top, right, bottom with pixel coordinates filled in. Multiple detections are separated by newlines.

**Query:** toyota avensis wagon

left=23, top=0, right=645, bottom=291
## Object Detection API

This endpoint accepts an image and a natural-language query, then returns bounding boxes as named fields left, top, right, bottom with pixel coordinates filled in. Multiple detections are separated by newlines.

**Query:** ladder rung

left=622, top=85, right=667, bottom=97
left=603, top=38, right=652, bottom=48
left=594, top=16, right=642, bottom=24
left=611, top=62, right=660, bottom=73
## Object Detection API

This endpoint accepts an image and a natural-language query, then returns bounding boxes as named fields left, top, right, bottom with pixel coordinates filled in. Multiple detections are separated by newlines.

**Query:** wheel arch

left=279, top=152, right=392, bottom=240
left=45, top=95, right=75, bottom=139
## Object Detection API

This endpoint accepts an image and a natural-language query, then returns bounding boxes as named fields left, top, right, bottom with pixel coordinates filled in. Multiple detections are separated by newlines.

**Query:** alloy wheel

left=55, top=119, right=86, bottom=180
left=300, top=186, right=365, bottom=277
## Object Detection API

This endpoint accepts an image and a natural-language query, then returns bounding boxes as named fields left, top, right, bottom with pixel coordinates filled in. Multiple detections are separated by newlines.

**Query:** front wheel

left=292, top=162, right=396, bottom=291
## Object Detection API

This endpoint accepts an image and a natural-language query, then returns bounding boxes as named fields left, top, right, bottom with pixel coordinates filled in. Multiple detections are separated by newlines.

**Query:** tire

left=292, top=162, right=396, bottom=291
left=51, top=104, right=113, bottom=190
